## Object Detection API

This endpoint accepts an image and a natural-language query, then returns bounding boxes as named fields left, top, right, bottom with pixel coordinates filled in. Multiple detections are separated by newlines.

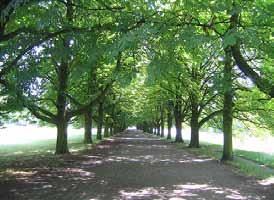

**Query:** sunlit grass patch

left=175, top=141, right=274, bottom=179
left=0, top=134, right=99, bottom=155
left=0, top=134, right=99, bottom=172
left=235, top=150, right=274, bottom=168
left=152, top=131, right=274, bottom=179
left=228, top=158, right=274, bottom=179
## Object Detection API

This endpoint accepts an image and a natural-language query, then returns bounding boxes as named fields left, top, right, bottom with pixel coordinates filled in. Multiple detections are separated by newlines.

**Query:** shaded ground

left=0, top=130, right=273, bottom=200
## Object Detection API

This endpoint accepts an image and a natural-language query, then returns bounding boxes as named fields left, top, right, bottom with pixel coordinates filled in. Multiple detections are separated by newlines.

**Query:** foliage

left=0, top=0, right=273, bottom=155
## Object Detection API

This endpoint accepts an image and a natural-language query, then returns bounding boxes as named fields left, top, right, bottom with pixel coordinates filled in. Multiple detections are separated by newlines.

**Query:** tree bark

left=0, top=22, right=5, bottom=41
left=55, top=0, right=73, bottom=155
left=104, top=123, right=109, bottom=138
left=149, top=124, right=153, bottom=134
left=114, top=125, right=119, bottom=134
left=0, top=0, right=15, bottom=38
left=167, top=109, right=172, bottom=140
left=109, top=124, right=114, bottom=136
left=189, top=94, right=200, bottom=148
left=153, top=124, right=157, bottom=135
left=56, top=119, right=69, bottom=154
left=84, top=111, right=92, bottom=144
left=174, top=97, right=183, bottom=143
left=156, top=120, right=160, bottom=136
left=174, top=113, right=183, bottom=142
left=97, top=101, right=103, bottom=140
left=229, top=10, right=274, bottom=98
left=222, top=48, right=233, bottom=161
left=160, top=106, right=165, bottom=137
left=55, top=60, right=69, bottom=154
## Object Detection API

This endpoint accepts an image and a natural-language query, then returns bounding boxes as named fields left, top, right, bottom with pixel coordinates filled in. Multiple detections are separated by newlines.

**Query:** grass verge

left=182, top=143, right=274, bottom=179
left=0, top=134, right=102, bottom=173
left=149, top=132, right=274, bottom=179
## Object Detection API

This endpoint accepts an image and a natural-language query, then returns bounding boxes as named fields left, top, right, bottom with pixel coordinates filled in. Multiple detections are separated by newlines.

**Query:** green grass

left=0, top=134, right=101, bottom=172
left=229, top=157, right=274, bottom=179
left=148, top=132, right=274, bottom=179
left=235, top=150, right=274, bottom=168
left=176, top=141, right=274, bottom=179
left=0, top=135, right=98, bottom=155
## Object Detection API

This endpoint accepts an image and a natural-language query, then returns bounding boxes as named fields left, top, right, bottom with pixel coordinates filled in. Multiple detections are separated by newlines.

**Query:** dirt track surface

left=0, top=130, right=273, bottom=200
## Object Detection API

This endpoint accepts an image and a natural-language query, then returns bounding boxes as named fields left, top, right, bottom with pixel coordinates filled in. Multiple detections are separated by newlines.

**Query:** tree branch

left=229, top=10, right=274, bottom=98
left=25, top=103, right=57, bottom=124
left=198, top=109, right=223, bottom=128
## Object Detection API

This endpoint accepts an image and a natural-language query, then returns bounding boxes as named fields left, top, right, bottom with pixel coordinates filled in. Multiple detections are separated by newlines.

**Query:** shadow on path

left=0, top=130, right=273, bottom=200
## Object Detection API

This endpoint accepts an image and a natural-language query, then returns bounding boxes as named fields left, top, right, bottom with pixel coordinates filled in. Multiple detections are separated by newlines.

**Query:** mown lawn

left=235, top=149, right=274, bottom=168
left=176, top=141, right=274, bottom=179
left=0, top=134, right=99, bottom=172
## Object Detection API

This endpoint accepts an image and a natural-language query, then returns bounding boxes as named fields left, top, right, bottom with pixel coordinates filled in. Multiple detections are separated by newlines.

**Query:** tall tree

left=222, top=48, right=233, bottom=161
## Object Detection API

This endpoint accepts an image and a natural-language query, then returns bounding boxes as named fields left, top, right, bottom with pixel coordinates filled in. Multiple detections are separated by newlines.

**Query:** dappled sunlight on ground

left=118, top=182, right=265, bottom=200
left=258, top=176, right=274, bottom=186
left=178, top=158, right=214, bottom=163
left=0, top=130, right=273, bottom=200
left=74, top=135, right=216, bottom=166
left=117, top=137, right=161, bottom=141
left=0, top=165, right=98, bottom=199
left=82, top=154, right=215, bottom=165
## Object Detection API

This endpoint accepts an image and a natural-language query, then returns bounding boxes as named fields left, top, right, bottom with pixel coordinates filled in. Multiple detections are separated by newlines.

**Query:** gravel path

left=1, top=130, right=273, bottom=200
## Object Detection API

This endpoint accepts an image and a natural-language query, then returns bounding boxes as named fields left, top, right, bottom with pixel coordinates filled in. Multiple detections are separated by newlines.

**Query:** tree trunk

left=153, top=125, right=157, bottom=135
left=114, top=125, right=119, bottom=134
left=174, top=96, right=183, bottom=143
left=149, top=125, right=153, bottom=134
left=160, top=106, right=165, bottom=137
left=167, top=109, right=172, bottom=140
left=189, top=95, right=200, bottom=148
left=174, top=113, right=183, bottom=142
left=0, top=0, right=15, bottom=40
left=229, top=11, right=274, bottom=98
left=56, top=119, right=69, bottom=154
left=84, top=111, right=92, bottom=144
left=104, top=124, right=109, bottom=138
left=222, top=48, right=233, bottom=161
left=0, top=23, right=5, bottom=42
left=97, top=101, right=103, bottom=140
left=156, top=120, right=160, bottom=136
left=55, top=104, right=69, bottom=154
left=55, top=0, right=73, bottom=155
left=109, top=123, right=114, bottom=136
left=109, top=102, right=115, bottom=136
left=55, top=60, right=69, bottom=154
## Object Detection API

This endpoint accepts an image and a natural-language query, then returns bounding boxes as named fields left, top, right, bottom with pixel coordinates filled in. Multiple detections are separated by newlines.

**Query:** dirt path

left=0, top=130, right=273, bottom=200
